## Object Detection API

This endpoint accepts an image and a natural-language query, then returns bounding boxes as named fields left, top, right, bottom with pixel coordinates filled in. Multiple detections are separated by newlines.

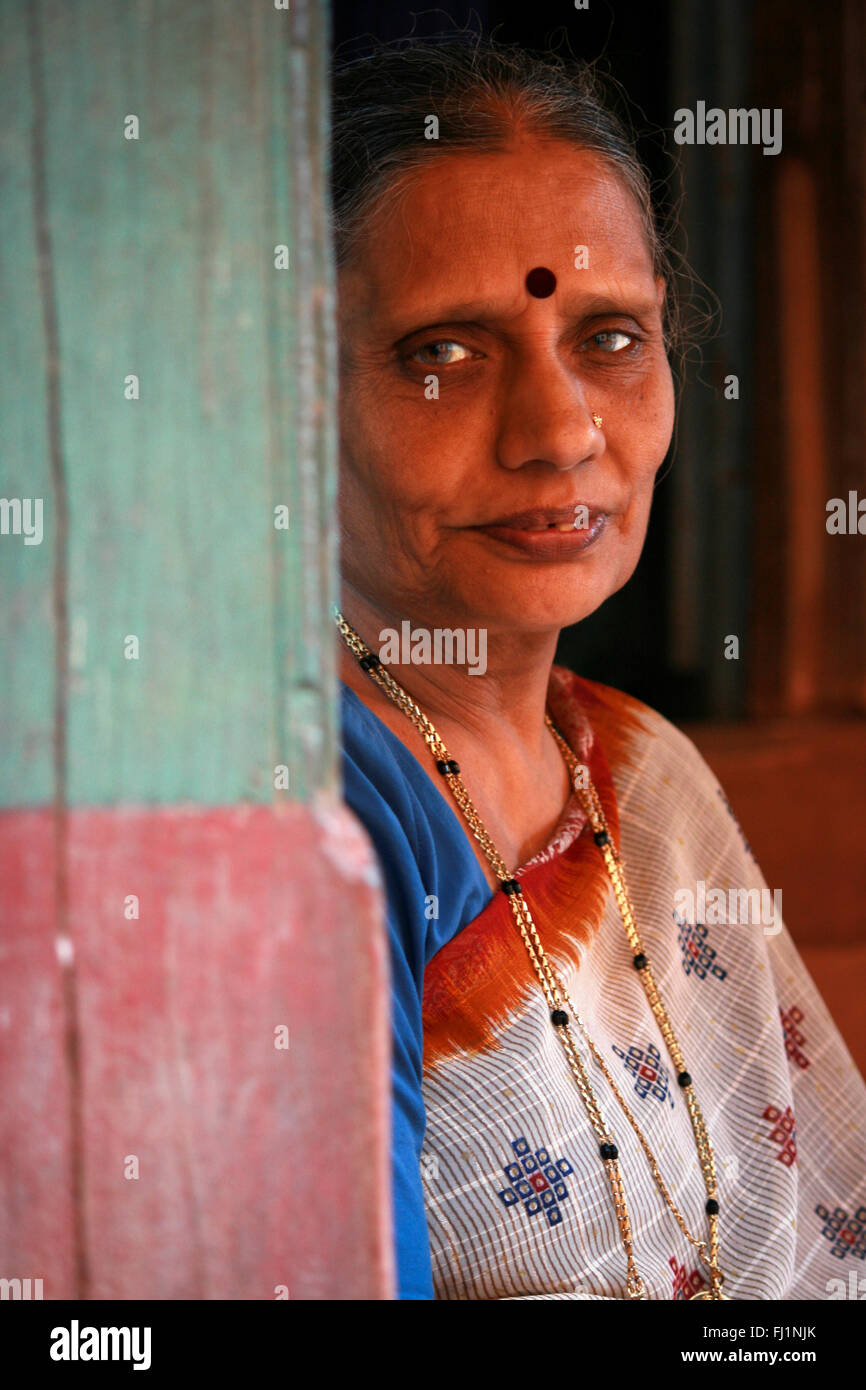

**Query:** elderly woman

left=332, top=38, right=866, bottom=1300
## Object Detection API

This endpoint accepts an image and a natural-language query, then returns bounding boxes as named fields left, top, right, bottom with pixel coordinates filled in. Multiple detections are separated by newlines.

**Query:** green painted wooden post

left=0, top=0, right=393, bottom=1299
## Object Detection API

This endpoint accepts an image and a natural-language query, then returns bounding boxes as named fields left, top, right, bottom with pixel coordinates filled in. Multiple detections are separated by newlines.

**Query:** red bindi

left=525, top=266, right=557, bottom=298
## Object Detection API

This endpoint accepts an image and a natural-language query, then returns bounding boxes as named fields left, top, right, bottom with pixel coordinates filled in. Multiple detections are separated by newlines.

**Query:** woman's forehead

left=341, top=141, right=655, bottom=323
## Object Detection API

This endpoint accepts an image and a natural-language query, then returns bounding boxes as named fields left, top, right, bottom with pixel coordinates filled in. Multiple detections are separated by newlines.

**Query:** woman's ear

left=655, top=275, right=667, bottom=309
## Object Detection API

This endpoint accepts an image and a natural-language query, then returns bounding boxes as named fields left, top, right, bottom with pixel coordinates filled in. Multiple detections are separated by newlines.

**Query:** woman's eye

left=588, top=330, right=636, bottom=354
left=409, top=339, right=474, bottom=366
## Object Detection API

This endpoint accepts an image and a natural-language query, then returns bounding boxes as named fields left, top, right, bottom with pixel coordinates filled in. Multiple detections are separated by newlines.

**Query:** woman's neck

left=336, top=589, right=561, bottom=760
left=336, top=589, right=573, bottom=883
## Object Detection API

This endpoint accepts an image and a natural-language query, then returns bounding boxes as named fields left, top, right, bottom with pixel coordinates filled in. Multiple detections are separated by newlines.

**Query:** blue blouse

left=340, top=680, right=494, bottom=1299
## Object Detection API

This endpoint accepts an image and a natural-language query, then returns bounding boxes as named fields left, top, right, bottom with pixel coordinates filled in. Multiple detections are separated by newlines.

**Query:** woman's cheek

left=639, top=355, right=676, bottom=450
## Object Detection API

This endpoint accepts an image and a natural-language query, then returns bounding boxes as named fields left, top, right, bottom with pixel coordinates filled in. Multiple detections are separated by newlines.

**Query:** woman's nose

left=494, top=351, right=599, bottom=472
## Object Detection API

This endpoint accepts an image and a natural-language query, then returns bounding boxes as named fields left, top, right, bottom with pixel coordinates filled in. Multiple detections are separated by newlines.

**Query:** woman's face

left=338, top=137, right=675, bottom=637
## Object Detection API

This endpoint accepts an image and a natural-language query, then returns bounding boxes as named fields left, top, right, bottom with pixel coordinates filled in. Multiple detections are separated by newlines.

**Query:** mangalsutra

left=335, top=610, right=730, bottom=1300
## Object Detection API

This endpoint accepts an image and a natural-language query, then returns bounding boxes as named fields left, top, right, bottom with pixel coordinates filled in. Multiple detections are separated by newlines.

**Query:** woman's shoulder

left=340, top=680, right=466, bottom=826
left=552, top=665, right=755, bottom=861
left=550, top=664, right=712, bottom=774
left=339, top=681, right=492, bottom=943
left=339, top=681, right=434, bottom=858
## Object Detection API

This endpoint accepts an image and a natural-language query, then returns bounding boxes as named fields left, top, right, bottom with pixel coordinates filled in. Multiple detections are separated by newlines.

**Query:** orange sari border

left=422, top=667, right=651, bottom=1071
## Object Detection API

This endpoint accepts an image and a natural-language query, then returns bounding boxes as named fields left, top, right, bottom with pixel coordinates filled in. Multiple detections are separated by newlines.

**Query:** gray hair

left=331, top=34, right=697, bottom=368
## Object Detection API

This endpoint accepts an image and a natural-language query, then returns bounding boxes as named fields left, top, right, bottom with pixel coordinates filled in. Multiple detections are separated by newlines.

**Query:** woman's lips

left=471, top=512, right=609, bottom=558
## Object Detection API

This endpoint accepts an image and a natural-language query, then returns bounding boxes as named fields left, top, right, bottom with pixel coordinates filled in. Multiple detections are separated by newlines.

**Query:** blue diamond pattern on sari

left=496, top=1136, right=574, bottom=1228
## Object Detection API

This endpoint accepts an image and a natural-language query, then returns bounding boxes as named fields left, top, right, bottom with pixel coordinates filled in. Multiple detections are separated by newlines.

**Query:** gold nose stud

left=592, top=413, right=603, bottom=429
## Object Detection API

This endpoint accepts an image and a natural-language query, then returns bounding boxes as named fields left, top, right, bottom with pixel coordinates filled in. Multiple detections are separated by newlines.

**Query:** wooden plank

left=0, top=0, right=338, bottom=809
left=0, top=1, right=56, bottom=810
left=687, top=718, right=866, bottom=949
left=688, top=716, right=866, bottom=1076
left=667, top=0, right=753, bottom=718
left=0, top=803, right=393, bottom=1299
left=0, top=811, right=75, bottom=1293
left=1, top=0, right=394, bottom=1299
left=749, top=0, right=866, bottom=717
left=774, top=160, right=826, bottom=714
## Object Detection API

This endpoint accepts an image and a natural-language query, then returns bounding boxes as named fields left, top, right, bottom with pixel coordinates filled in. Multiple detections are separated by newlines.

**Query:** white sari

left=419, top=669, right=866, bottom=1299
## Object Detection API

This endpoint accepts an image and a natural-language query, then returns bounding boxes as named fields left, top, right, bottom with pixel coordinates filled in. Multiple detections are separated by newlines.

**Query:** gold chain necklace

left=335, top=610, right=729, bottom=1300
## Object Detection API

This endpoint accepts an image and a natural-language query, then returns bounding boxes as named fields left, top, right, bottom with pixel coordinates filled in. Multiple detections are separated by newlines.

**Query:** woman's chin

left=449, top=567, right=632, bottom=636
left=438, top=525, right=641, bottom=634
left=443, top=592, right=616, bottom=640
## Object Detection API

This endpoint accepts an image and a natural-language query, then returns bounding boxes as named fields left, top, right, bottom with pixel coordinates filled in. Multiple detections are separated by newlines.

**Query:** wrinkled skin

left=337, top=138, right=675, bottom=880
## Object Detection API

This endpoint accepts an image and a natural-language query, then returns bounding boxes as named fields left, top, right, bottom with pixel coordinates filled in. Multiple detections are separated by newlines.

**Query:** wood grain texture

left=0, top=803, right=393, bottom=1299
left=0, top=811, right=76, bottom=1294
left=0, top=2, right=56, bottom=809
left=687, top=716, right=866, bottom=1073
left=1, top=0, right=393, bottom=1299
left=0, top=0, right=339, bottom=808
left=750, top=0, right=866, bottom=717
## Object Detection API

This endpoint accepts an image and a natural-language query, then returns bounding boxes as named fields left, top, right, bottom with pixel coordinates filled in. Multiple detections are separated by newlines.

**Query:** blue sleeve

left=341, top=718, right=435, bottom=1299
left=390, top=947, right=435, bottom=1300
left=339, top=684, right=491, bottom=1299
